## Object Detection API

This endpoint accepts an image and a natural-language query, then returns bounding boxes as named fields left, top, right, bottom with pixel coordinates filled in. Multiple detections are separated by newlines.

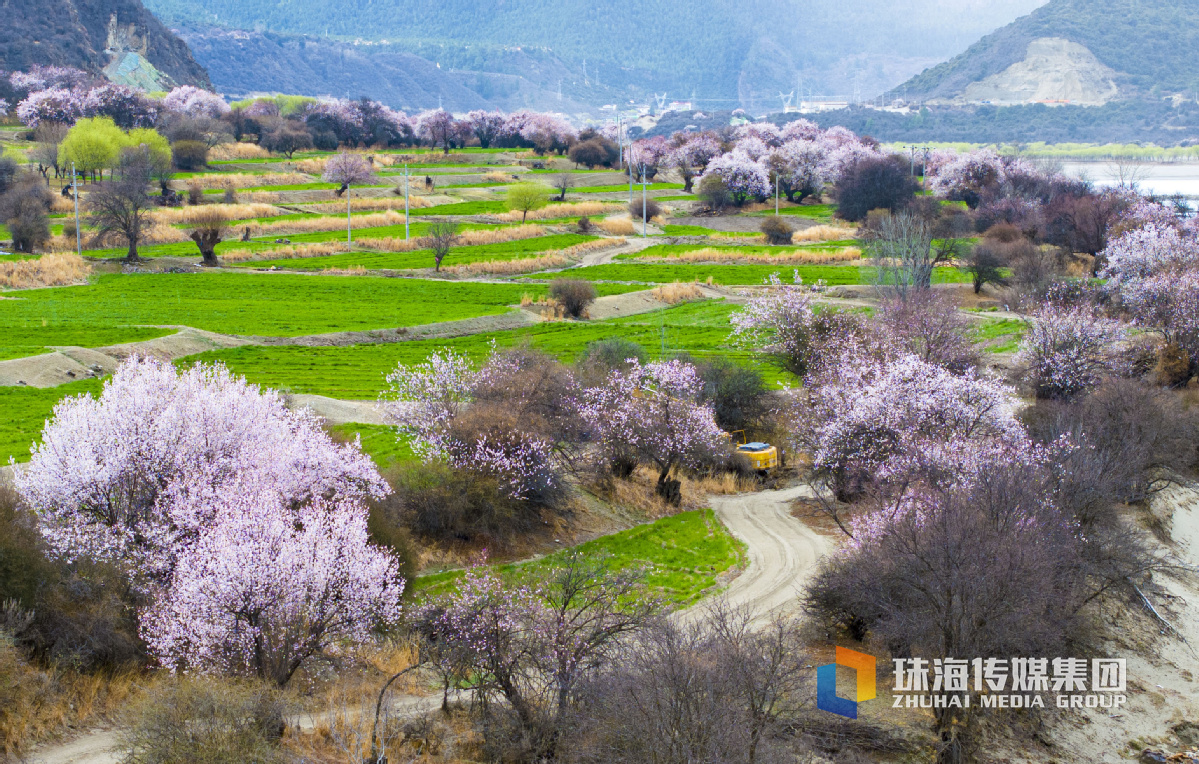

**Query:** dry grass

left=445, top=253, right=570, bottom=276
left=249, top=210, right=408, bottom=238
left=595, top=217, right=637, bottom=235
left=0, top=253, right=91, bottom=288
left=207, top=143, right=272, bottom=161
left=652, top=281, right=707, bottom=304
left=483, top=170, right=519, bottom=183
left=49, top=196, right=75, bottom=214
left=0, top=638, right=150, bottom=757
left=561, top=237, right=627, bottom=258
left=307, top=195, right=433, bottom=214
left=637, top=246, right=861, bottom=265
left=597, top=466, right=740, bottom=516
left=791, top=224, right=857, bottom=243
left=151, top=203, right=281, bottom=225
left=489, top=201, right=623, bottom=223
left=294, top=157, right=327, bottom=175
left=355, top=224, right=548, bottom=254
left=183, top=173, right=312, bottom=191
left=220, top=241, right=351, bottom=263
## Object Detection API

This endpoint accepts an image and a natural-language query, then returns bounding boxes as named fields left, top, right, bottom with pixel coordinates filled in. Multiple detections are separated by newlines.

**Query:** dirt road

left=688, top=485, right=831, bottom=624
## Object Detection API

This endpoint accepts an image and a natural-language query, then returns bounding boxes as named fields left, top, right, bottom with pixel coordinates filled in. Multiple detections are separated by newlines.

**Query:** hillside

left=896, top=0, right=1199, bottom=103
left=143, top=0, right=1044, bottom=110
left=0, top=0, right=210, bottom=89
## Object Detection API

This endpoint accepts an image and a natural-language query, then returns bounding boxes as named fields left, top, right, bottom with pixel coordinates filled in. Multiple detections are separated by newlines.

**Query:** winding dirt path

left=687, top=485, right=831, bottom=624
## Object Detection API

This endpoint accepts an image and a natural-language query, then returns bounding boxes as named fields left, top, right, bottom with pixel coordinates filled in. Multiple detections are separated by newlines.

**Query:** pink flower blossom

left=162, top=85, right=229, bottom=119
left=16, top=88, right=83, bottom=127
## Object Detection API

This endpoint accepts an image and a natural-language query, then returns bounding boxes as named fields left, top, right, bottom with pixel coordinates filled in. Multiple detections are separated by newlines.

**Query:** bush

left=759, top=216, right=793, bottom=245
left=382, top=462, right=529, bottom=544
left=187, top=183, right=203, bottom=206
left=628, top=196, right=662, bottom=222
left=833, top=155, right=918, bottom=222
left=171, top=140, right=208, bottom=171
left=578, top=338, right=647, bottom=386
left=0, top=181, right=52, bottom=252
left=0, top=487, right=51, bottom=611
left=568, top=137, right=616, bottom=168
left=697, top=174, right=731, bottom=212
left=121, top=677, right=287, bottom=764
left=550, top=278, right=598, bottom=318
left=259, top=123, right=312, bottom=158
left=688, top=356, right=768, bottom=432
left=576, top=216, right=592, bottom=233
left=960, top=241, right=1008, bottom=294
left=365, top=504, right=419, bottom=599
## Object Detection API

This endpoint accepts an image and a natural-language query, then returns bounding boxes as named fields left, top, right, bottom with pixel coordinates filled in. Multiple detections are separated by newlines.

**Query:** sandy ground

left=289, top=396, right=387, bottom=425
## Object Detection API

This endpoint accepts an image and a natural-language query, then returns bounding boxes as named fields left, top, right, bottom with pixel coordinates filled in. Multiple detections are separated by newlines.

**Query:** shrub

left=578, top=338, right=647, bottom=386
left=759, top=216, right=793, bottom=245
left=960, top=241, right=1008, bottom=294
left=576, top=215, right=592, bottom=233
left=628, top=196, right=661, bottom=222
left=697, top=174, right=731, bottom=212
left=121, top=677, right=287, bottom=764
left=383, top=462, right=528, bottom=543
left=187, top=183, right=202, bottom=206
left=568, top=137, right=616, bottom=168
left=833, top=155, right=918, bottom=222
left=0, top=487, right=50, bottom=610
left=259, top=123, right=312, bottom=159
left=694, top=357, right=768, bottom=432
left=983, top=222, right=1022, bottom=243
left=550, top=278, right=598, bottom=318
left=171, top=140, right=208, bottom=171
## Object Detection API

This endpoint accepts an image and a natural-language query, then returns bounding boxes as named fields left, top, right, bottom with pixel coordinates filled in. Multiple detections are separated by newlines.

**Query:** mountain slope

left=897, top=0, right=1199, bottom=102
left=144, top=0, right=1044, bottom=108
left=0, top=0, right=209, bottom=88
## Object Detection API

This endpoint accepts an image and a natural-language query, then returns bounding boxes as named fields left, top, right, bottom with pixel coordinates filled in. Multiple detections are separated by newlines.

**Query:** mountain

left=895, top=0, right=1199, bottom=105
left=142, top=0, right=1045, bottom=111
left=0, top=0, right=210, bottom=89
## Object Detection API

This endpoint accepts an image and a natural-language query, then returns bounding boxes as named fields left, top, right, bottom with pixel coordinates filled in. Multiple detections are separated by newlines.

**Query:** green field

left=0, top=379, right=104, bottom=463
left=328, top=422, right=415, bottom=468
left=180, top=300, right=787, bottom=399
left=0, top=273, right=545, bottom=341
left=238, top=233, right=598, bottom=271
left=527, top=263, right=972, bottom=286
left=414, top=508, right=745, bottom=606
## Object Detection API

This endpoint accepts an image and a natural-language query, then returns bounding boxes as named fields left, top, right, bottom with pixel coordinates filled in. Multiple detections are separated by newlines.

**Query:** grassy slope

left=528, top=263, right=972, bottom=286
left=180, top=300, right=786, bottom=399
left=0, top=273, right=541, bottom=340
left=414, top=509, right=745, bottom=607
left=0, top=380, right=104, bottom=463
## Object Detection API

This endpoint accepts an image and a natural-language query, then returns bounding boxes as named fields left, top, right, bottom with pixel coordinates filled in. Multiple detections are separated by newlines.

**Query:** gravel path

left=684, top=485, right=830, bottom=624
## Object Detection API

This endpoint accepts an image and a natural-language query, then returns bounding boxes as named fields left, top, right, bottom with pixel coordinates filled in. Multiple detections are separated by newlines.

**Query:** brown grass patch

left=355, top=224, right=547, bottom=254
left=791, top=224, right=857, bottom=243
left=250, top=210, right=408, bottom=238
left=652, top=281, right=707, bottom=304
left=151, top=203, right=281, bottom=225
left=561, top=237, right=627, bottom=258
left=483, top=170, right=518, bottom=183
left=220, top=241, right=352, bottom=263
left=489, top=201, right=623, bottom=223
left=637, top=246, right=861, bottom=265
left=306, top=195, right=433, bottom=214
left=445, top=253, right=570, bottom=276
left=49, top=197, right=75, bottom=215
left=207, top=142, right=272, bottom=161
left=183, top=173, right=312, bottom=191
left=595, top=217, right=636, bottom=235
left=0, top=636, right=150, bottom=757
left=0, top=254, right=91, bottom=288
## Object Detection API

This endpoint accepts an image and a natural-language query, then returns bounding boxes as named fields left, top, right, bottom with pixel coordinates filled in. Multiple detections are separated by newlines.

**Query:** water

left=1060, top=161, right=1199, bottom=203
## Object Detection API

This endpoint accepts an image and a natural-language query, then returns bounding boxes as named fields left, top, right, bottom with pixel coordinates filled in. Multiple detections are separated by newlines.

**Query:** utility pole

left=775, top=174, right=780, bottom=216
left=346, top=184, right=353, bottom=244
left=72, top=162, right=80, bottom=258
left=628, top=145, right=634, bottom=206
left=616, top=116, right=622, bottom=171
left=641, top=163, right=648, bottom=238
left=404, top=164, right=410, bottom=240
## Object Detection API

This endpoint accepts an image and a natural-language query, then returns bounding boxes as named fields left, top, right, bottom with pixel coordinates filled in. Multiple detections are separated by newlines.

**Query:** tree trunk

left=656, top=467, right=682, bottom=506
left=125, top=239, right=139, bottom=262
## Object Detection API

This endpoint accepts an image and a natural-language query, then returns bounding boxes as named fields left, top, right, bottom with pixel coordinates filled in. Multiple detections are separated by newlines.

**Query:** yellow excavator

left=730, top=430, right=779, bottom=472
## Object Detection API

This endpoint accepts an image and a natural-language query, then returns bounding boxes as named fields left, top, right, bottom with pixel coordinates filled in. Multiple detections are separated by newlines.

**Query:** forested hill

left=0, top=0, right=210, bottom=88
left=143, top=0, right=1043, bottom=108
left=896, top=0, right=1199, bottom=102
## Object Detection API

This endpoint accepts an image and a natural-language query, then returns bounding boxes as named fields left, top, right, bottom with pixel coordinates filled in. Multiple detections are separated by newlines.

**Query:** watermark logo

left=816, top=647, right=876, bottom=719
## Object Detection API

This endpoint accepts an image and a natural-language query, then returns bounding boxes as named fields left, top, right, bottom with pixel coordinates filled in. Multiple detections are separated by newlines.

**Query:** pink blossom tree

left=802, top=354, right=1025, bottom=501
left=927, top=148, right=1006, bottom=207
left=666, top=133, right=721, bottom=192
left=580, top=359, right=727, bottom=503
left=779, top=118, right=820, bottom=142
left=1016, top=304, right=1128, bottom=400
left=766, top=139, right=828, bottom=203
left=700, top=149, right=770, bottom=206
left=381, top=349, right=564, bottom=500
left=161, top=85, right=229, bottom=119
left=734, top=121, right=782, bottom=147
left=141, top=490, right=403, bottom=686
left=14, top=357, right=386, bottom=580
left=81, top=84, right=159, bottom=129
left=16, top=88, right=83, bottom=127
left=466, top=109, right=506, bottom=148
left=417, top=109, right=458, bottom=153
left=10, top=65, right=92, bottom=93
left=321, top=151, right=375, bottom=195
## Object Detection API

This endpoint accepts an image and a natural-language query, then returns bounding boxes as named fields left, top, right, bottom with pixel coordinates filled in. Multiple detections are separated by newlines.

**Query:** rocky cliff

left=0, top=0, right=209, bottom=89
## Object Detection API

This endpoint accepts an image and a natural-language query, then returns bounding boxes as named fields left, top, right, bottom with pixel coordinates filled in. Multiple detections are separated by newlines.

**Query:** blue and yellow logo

left=816, top=647, right=876, bottom=719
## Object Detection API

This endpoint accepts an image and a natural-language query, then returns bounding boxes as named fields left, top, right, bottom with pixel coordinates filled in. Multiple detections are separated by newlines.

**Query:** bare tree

left=186, top=208, right=231, bottom=267
left=865, top=212, right=941, bottom=298
left=422, top=220, right=459, bottom=272
left=552, top=172, right=576, bottom=201
left=88, top=147, right=156, bottom=261
left=31, top=123, right=69, bottom=185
